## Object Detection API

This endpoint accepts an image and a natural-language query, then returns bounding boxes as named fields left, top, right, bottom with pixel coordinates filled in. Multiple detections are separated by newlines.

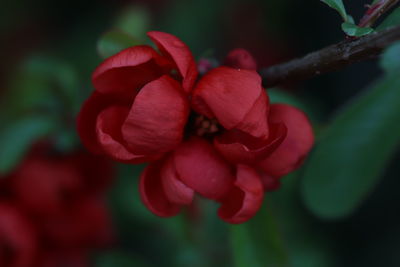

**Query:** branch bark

left=359, top=0, right=399, bottom=28
left=260, top=25, right=400, bottom=88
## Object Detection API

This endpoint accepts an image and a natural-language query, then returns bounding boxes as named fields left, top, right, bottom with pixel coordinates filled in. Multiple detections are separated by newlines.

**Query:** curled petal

left=214, top=123, right=287, bottom=164
left=121, top=75, right=189, bottom=155
left=96, top=105, right=155, bottom=163
left=218, top=165, right=264, bottom=224
left=258, top=104, right=314, bottom=177
left=235, top=91, right=270, bottom=138
left=174, top=137, right=234, bottom=200
left=192, top=67, right=268, bottom=138
left=224, top=48, right=257, bottom=70
left=140, top=160, right=181, bottom=217
left=148, top=31, right=198, bottom=93
left=161, top=156, right=194, bottom=205
left=77, top=91, right=111, bottom=155
left=92, top=45, right=166, bottom=96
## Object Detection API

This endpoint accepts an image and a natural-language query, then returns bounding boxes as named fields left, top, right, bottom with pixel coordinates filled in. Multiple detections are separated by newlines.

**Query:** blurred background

left=1, top=0, right=400, bottom=266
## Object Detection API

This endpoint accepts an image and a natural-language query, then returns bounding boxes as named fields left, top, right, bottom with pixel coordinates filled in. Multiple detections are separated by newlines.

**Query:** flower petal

left=218, top=165, right=264, bottom=224
left=77, top=91, right=110, bottom=155
left=161, top=156, right=194, bottom=205
left=234, top=90, right=270, bottom=138
left=258, top=104, right=314, bottom=177
left=214, top=122, right=287, bottom=164
left=192, top=67, right=268, bottom=138
left=92, top=45, right=167, bottom=96
left=173, top=137, right=234, bottom=200
left=96, top=105, right=155, bottom=163
left=147, top=31, right=198, bottom=93
left=121, top=75, right=189, bottom=156
left=224, top=48, right=257, bottom=70
left=139, top=160, right=181, bottom=217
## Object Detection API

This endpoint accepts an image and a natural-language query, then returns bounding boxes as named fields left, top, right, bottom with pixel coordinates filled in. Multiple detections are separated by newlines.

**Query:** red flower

left=0, top=204, right=36, bottom=267
left=0, top=144, right=114, bottom=266
left=77, top=31, right=314, bottom=223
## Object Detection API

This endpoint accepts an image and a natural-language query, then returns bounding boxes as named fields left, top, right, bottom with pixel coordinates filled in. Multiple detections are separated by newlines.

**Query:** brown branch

left=261, top=25, right=400, bottom=88
left=359, top=0, right=399, bottom=28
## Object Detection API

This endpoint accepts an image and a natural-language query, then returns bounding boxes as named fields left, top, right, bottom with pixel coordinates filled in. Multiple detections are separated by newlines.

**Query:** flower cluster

left=0, top=144, right=114, bottom=267
left=77, top=32, right=314, bottom=223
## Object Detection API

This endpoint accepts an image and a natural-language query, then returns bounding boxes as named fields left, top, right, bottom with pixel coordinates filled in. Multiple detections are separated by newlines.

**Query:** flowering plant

left=78, top=31, right=314, bottom=223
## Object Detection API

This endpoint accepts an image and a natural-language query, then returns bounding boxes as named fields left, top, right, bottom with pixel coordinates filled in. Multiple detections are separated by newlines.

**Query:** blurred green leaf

left=0, top=116, right=56, bottom=174
left=230, top=225, right=264, bottom=267
left=320, top=0, right=348, bottom=21
left=377, top=7, right=400, bottom=30
left=115, top=6, right=150, bottom=38
left=341, top=22, right=374, bottom=36
left=95, top=251, right=149, bottom=267
left=97, top=30, right=141, bottom=59
left=230, top=206, right=289, bottom=267
left=231, top=173, right=335, bottom=267
left=380, top=41, right=400, bottom=72
left=4, top=56, right=79, bottom=118
left=97, top=6, right=151, bottom=59
left=302, top=67, right=400, bottom=219
left=269, top=174, right=335, bottom=267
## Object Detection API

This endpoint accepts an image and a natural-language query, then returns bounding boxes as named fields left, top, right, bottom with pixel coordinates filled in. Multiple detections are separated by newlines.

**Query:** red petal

left=121, top=75, right=189, bottom=155
left=234, top=90, right=270, bottom=138
left=147, top=31, right=198, bottom=93
left=161, top=156, right=194, bottom=205
left=258, top=104, right=314, bottom=177
left=173, top=137, right=234, bottom=200
left=92, top=45, right=166, bottom=96
left=224, top=48, right=257, bottom=70
left=139, top=160, right=181, bottom=217
left=218, top=165, right=264, bottom=224
left=214, top=123, right=287, bottom=164
left=77, top=91, right=110, bottom=155
left=192, top=67, right=268, bottom=138
left=96, top=105, right=154, bottom=163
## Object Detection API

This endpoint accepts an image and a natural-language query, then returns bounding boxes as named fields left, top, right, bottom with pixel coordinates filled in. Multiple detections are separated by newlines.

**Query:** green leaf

left=95, top=251, right=149, bottom=267
left=115, top=6, right=150, bottom=38
left=377, top=7, right=400, bottom=30
left=97, top=30, right=141, bottom=59
left=380, top=41, right=400, bottom=72
left=302, top=71, right=400, bottom=219
left=269, top=174, right=335, bottom=267
left=3, top=56, right=79, bottom=118
left=0, top=116, right=56, bottom=174
left=230, top=206, right=289, bottom=267
left=341, top=22, right=374, bottom=36
left=320, top=0, right=348, bottom=21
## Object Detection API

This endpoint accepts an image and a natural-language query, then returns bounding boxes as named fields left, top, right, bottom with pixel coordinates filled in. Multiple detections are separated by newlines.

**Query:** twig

left=260, top=26, right=400, bottom=88
left=359, top=0, right=399, bottom=28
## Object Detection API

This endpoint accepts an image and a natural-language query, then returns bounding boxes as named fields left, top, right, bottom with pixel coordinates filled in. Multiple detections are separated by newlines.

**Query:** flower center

left=186, top=113, right=221, bottom=139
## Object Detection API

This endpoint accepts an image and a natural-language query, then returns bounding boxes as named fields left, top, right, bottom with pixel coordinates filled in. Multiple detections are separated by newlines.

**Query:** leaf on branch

left=320, top=0, right=348, bottom=21
left=301, top=44, right=400, bottom=219
left=341, top=22, right=375, bottom=37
